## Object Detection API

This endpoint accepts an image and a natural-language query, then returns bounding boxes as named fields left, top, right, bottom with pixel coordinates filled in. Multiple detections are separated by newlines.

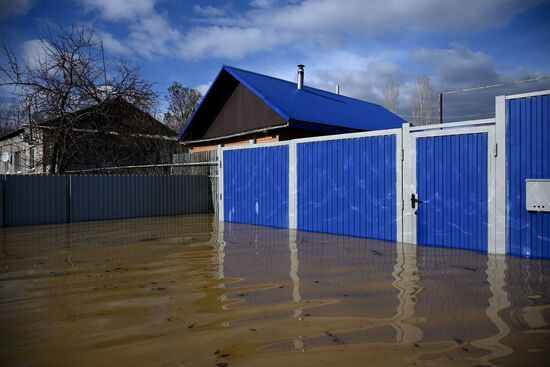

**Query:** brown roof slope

left=39, top=97, right=177, bottom=137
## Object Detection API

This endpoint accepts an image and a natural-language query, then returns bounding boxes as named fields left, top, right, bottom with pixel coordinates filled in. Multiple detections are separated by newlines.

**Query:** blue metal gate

left=415, top=133, right=488, bottom=251
left=223, top=145, right=289, bottom=228
left=507, top=94, right=550, bottom=259
left=297, top=135, right=398, bottom=241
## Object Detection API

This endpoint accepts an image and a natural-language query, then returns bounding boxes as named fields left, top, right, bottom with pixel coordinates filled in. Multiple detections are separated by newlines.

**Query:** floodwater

left=0, top=215, right=549, bottom=367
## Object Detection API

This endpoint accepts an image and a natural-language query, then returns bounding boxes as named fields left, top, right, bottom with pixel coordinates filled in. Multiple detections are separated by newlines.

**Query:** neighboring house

left=0, top=98, right=178, bottom=174
left=0, top=128, right=40, bottom=174
left=179, top=65, right=405, bottom=152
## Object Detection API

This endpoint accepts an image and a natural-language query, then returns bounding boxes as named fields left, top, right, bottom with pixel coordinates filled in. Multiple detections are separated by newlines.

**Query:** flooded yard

left=0, top=214, right=549, bottom=366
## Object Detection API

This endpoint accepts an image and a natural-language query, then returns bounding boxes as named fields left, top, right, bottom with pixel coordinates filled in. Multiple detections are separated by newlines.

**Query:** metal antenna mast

left=100, top=40, right=107, bottom=85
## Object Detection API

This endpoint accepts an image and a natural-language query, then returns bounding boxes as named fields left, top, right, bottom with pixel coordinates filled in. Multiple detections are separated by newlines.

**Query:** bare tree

left=0, top=24, right=159, bottom=173
left=383, top=79, right=399, bottom=114
left=0, top=102, right=26, bottom=136
left=163, top=82, right=202, bottom=133
left=412, top=77, right=435, bottom=126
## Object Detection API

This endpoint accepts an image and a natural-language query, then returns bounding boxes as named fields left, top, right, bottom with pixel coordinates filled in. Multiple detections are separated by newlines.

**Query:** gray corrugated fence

left=3, top=175, right=68, bottom=226
left=172, top=150, right=219, bottom=214
left=0, top=174, right=211, bottom=227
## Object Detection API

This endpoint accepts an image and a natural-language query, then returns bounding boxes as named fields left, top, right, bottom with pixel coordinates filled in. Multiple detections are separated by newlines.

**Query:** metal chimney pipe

left=297, top=64, right=304, bottom=89
left=335, top=85, right=340, bottom=95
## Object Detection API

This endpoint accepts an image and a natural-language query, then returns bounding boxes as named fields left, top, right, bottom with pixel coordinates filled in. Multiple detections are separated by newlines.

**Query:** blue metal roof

left=180, top=65, right=405, bottom=140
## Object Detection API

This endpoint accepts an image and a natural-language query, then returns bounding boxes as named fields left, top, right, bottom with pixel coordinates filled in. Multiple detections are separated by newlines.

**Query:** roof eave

left=0, top=128, right=25, bottom=142
left=183, top=123, right=289, bottom=145
left=287, top=119, right=360, bottom=134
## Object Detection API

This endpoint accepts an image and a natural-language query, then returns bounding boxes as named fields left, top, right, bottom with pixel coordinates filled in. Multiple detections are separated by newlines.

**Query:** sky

left=1, top=0, right=549, bottom=122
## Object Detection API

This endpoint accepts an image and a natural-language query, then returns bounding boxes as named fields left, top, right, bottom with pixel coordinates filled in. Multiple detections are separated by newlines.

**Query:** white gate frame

left=217, top=95, right=514, bottom=255
left=402, top=119, right=502, bottom=253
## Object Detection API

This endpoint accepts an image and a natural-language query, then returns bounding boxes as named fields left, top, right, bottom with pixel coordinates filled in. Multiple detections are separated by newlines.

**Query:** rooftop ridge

left=223, top=65, right=386, bottom=109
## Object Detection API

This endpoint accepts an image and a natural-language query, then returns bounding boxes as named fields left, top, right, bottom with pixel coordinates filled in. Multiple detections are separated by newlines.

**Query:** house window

left=29, top=148, right=34, bottom=169
left=14, top=151, right=21, bottom=172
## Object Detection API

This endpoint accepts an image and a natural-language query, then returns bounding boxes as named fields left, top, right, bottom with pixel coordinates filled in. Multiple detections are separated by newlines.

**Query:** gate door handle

left=411, top=193, right=423, bottom=209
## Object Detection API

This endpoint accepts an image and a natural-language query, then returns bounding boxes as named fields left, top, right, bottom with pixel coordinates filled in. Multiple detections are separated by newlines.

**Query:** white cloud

left=249, top=0, right=277, bottom=8
left=128, top=13, right=181, bottom=58
left=193, top=5, right=225, bottom=17
left=413, top=44, right=500, bottom=90
left=252, top=0, right=543, bottom=35
left=80, top=0, right=156, bottom=21
left=77, top=0, right=544, bottom=61
left=97, top=31, right=132, bottom=55
left=0, top=0, right=34, bottom=19
left=410, top=44, right=547, bottom=94
left=175, top=0, right=544, bottom=60
left=21, top=39, right=50, bottom=69
left=308, top=60, right=402, bottom=105
left=181, top=26, right=290, bottom=59
left=195, top=83, right=211, bottom=95
left=249, top=0, right=296, bottom=9
left=408, top=44, right=550, bottom=120
left=80, top=0, right=180, bottom=58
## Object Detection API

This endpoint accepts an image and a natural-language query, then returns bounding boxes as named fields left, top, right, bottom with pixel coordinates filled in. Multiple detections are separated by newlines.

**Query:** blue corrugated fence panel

left=224, top=146, right=289, bottom=228
left=507, top=95, right=550, bottom=259
left=416, top=133, right=488, bottom=252
left=297, top=135, right=397, bottom=241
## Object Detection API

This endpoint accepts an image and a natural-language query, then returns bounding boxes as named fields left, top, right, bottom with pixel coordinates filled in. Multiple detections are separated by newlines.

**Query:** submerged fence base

left=219, top=90, right=550, bottom=259
left=0, top=174, right=212, bottom=227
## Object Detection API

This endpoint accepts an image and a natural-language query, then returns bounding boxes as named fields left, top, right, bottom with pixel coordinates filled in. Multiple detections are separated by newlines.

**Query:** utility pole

left=438, top=93, right=443, bottom=124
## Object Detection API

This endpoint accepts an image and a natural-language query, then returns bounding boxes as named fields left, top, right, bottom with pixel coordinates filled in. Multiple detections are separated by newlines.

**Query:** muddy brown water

left=0, top=214, right=549, bottom=367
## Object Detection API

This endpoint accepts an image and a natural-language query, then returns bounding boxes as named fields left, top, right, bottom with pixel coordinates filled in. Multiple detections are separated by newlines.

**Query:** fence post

left=66, top=175, right=72, bottom=223
left=494, top=95, right=507, bottom=254
left=288, top=141, right=297, bottom=229
left=218, top=144, right=224, bottom=221
left=401, top=122, right=414, bottom=245
left=396, top=128, right=403, bottom=244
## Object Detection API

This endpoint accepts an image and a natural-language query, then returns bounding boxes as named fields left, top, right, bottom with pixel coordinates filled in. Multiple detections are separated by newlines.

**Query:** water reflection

left=471, top=254, right=513, bottom=364
left=391, top=242, right=422, bottom=344
left=0, top=215, right=549, bottom=367
left=217, top=221, right=550, bottom=365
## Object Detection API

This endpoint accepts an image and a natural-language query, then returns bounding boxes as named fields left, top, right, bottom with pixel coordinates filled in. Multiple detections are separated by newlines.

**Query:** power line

left=399, top=113, right=492, bottom=119
left=441, top=76, right=550, bottom=95
left=438, top=75, right=550, bottom=124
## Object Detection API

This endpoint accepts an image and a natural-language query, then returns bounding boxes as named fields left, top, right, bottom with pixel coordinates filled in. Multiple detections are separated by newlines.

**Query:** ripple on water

left=0, top=214, right=549, bottom=367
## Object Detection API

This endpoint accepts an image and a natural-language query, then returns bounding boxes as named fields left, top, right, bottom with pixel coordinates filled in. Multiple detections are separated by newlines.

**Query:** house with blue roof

left=180, top=65, right=405, bottom=152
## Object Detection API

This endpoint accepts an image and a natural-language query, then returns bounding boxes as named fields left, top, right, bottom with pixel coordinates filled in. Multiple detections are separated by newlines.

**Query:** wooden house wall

left=201, top=83, right=287, bottom=140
